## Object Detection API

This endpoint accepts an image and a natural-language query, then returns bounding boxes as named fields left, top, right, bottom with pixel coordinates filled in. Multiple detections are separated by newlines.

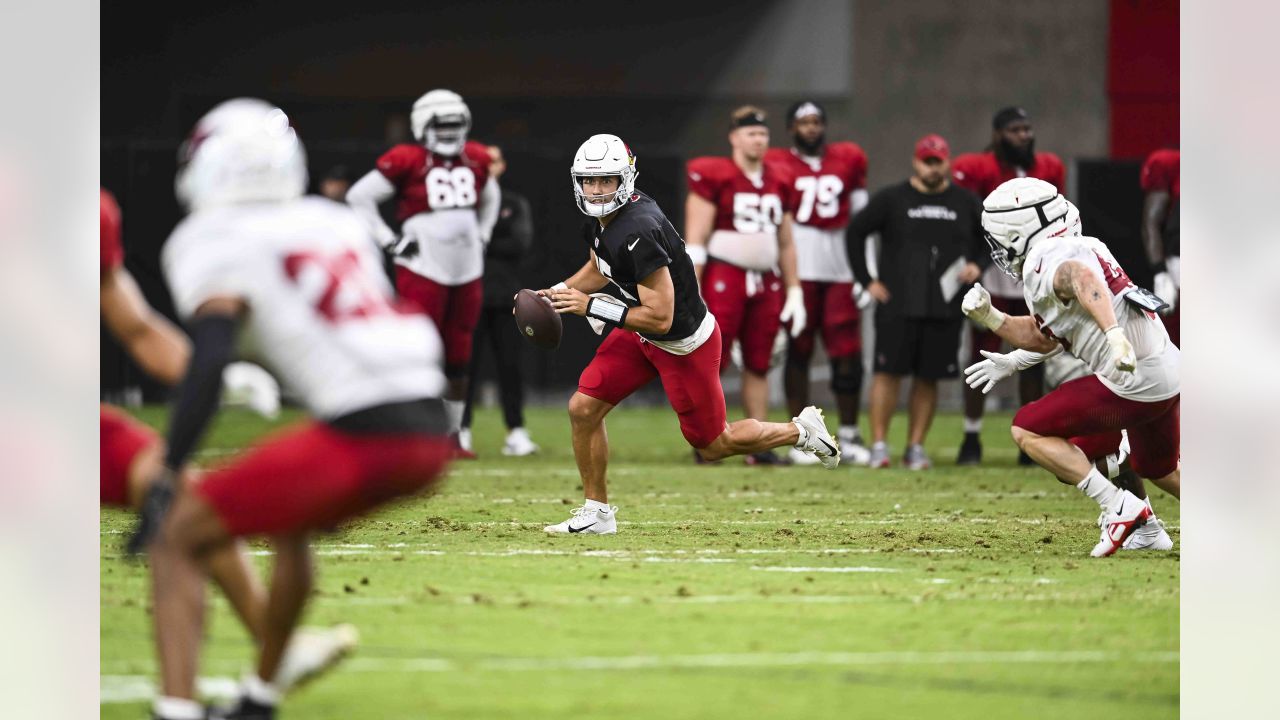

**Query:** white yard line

left=101, top=648, right=1179, bottom=702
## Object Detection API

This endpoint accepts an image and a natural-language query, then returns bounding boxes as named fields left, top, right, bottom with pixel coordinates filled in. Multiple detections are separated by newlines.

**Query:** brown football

left=513, top=288, right=563, bottom=350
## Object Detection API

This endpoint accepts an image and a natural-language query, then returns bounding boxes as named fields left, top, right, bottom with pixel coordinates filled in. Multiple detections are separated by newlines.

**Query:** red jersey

left=375, top=140, right=492, bottom=223
left=951, top=151, right=1067, bottom=199
left=1140, top=149, right=1179, bottom=198
left=101, top=189, right=123, bottom=276
left=764, top=142, right=868, bottom=230
left=686, top=156, right=795, bottom=234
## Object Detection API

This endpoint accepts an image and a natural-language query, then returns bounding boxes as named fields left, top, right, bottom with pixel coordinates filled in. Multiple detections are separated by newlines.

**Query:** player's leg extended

left=1127, top=396, right=1180, bottom=500
left=572, top=330, right=658, bottom=502
left=568, top=392, right=615, bottom=503
left=256, top=534, right=313, bottom=688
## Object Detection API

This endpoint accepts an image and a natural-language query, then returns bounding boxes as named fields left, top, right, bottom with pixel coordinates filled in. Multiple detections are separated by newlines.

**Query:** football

left=513, top=288, right=562, bottom=350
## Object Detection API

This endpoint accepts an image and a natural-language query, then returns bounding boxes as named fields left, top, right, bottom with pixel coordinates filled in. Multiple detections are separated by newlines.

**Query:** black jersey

left=583, top=191, right=706, bottom=342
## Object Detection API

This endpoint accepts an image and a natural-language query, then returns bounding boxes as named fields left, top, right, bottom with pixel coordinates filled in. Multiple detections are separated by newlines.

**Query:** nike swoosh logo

left=1035, top=259, right=1043, bottom=273
left=1115, top=498, right=1125, bottom=516
left=567, top=521, right=598, bottom=534
left=627, top=239, right=640, bottom=251
left=817, top=437, right=837, bottom=455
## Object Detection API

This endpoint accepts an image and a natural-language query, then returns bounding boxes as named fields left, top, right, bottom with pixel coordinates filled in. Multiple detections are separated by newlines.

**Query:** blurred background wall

left=101, top=0, right=1178, bottom=405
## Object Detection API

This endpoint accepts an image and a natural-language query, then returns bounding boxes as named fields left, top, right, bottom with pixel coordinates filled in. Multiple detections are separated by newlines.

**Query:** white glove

left=1104, top=326, right=1137, bottom=372
left=851, top=282, right=873, bottom=310
left=389, top=235, right=420, bottom=259
left=221, top=362, right=281, bottom=419
left=1152, top=271, right=1177, bottom=314
left=779, top=285, right=807, bottom=337
left=961, top=283, right=1006, bottom=331
left=963, top=347, right=1061, bottom=394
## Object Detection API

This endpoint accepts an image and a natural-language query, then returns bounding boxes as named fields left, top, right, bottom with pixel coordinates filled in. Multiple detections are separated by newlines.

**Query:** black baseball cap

left=992, top=106, right=1030, bottom=130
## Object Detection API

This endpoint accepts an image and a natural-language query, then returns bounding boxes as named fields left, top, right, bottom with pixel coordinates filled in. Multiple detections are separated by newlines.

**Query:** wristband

left=587, top=297, right=629, bottom=328
left=686, top=245, right=708, bottom=265
left=552, top=282, right=568, bottom=291
left=978, top=305, right=1007, bottom=331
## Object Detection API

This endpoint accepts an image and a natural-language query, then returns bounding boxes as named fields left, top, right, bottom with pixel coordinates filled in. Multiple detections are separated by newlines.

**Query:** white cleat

left=1121, top=516, right=1174, bottom=551
left=458, top=427, right=474, bottom=453
left=544, top=505, right=618, bottom=535
left=274, top=624, right=360, bottom=693
left=1091, top=490, right=1153, bottom=557
left=502, top=427, right=539, bottom=457
left=793, top=406, right=840, bottom=470
left=787, top=447, right=822, bottom=466
left=839, top=437, right=872, bottom=467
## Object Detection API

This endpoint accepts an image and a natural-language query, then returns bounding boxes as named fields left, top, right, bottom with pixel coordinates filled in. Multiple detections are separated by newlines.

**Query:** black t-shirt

left=846, top=181, right=985, bottom=319
left=482, top=189, right=534, bottom=307
left=583, top=191, right=706, bottom=342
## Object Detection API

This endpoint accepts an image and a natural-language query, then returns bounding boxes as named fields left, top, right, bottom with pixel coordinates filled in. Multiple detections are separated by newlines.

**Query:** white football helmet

left=175, top=98, right=307, bottom=212
left=981, top=177, right=1070, bottom=278
left=571, top=134, right=638, bottom=217
left=1064, top=199, right=1082, bottom=236
left=411, top=89, right=471, bottom=156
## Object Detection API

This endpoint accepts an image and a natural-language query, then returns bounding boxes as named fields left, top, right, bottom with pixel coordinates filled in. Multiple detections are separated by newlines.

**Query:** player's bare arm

left=1141, top=189, right=1170, bottom=266
left=1052, top=260, right=1136, bottom=371
left=961, top=282, right=1057, bottom=353
left=100, top=268, right=191, bottom=386
left=775, top=211, right=800, bottom=290
left=549, top=266, right=675, bottom=336
left=684, top=192, right=716, bottom=283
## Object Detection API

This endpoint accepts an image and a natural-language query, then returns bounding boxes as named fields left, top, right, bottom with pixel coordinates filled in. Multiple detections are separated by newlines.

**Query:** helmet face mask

left=412, top=90, right=471, bottom=156
left=175, top=98, right=308, bottom=212
left=570, top=134, right=637, bottom=217
left=980, top=177, right=1069, bottom=279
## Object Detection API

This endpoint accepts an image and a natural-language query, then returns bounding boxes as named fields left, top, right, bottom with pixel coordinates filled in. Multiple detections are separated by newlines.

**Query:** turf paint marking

left=100, top=649, right=1180, bottom=702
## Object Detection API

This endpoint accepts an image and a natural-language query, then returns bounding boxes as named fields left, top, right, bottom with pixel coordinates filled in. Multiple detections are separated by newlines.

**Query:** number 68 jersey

left=163, top=196, right=447, bottom=419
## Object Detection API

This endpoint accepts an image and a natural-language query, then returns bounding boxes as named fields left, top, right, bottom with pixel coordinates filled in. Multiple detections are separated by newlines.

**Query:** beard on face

left=919, top=171, right=946, bottom=190
left=794, top=131, right=825, bottom=156
left=996, top=136, right=1036, bottom=169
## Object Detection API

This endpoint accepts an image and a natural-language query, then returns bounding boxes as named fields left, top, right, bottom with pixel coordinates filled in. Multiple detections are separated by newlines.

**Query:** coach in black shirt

left=845, top=134, right=985, bottom=470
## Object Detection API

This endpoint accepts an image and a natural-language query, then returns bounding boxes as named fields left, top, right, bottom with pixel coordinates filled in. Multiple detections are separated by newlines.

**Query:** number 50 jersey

left=163, top=196, right=446, bottom=420
left=685, top=156, right=795, bottom=272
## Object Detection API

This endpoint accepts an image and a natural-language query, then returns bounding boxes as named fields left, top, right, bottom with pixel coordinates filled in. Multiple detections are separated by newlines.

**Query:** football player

left=685, top=106, right=805, bottom=465
left=764, top=100, right=872, bottom=465
left=539, top=134, right=840, bottom=535
left=99, top=189, right=356, bottom=712
left=131, top=99, right=455, bottom=719
left=951, top=107, right=1066, bottom=466
left=1140, top=148, right=1180, bottom=346
left=961, top=178, right=1179, bottom=557
left=347, top=89, right=499, bottom=457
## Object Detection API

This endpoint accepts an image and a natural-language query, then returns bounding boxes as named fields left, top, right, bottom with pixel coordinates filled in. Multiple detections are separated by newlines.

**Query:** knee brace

left=830, top=356, right=864, bottom=395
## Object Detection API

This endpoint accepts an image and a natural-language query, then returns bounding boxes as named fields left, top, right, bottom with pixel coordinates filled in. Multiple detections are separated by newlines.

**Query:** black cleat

left=744, top=450, right=789, bottom=466
left=956, top=433, right=982, bottom=466
left=209, top=697, right=275, bottom=720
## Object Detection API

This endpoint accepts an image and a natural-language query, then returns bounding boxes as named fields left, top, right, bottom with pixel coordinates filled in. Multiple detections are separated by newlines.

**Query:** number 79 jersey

left=163, top=196, right=446, bottom=419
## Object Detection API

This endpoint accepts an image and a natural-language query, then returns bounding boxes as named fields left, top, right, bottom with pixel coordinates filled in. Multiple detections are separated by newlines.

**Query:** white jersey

left=1022, top=235, right=1179, bottom=401
left=163, top=196, right=446, bottom=419
left=397, top=208, right=486, bottom=285
left=792, top=223, right=853, bottom=282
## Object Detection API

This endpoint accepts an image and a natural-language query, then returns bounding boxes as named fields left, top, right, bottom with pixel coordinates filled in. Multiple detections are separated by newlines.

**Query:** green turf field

left=101, top=405, right=1179, bottom=719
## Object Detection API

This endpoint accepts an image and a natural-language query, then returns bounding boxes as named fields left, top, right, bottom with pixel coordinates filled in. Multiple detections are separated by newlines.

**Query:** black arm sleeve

left=845, top=190, right=885, bottom=287
left=164, top=314, right=237, bottom=470
left=963, top=189, right=991, bottom=270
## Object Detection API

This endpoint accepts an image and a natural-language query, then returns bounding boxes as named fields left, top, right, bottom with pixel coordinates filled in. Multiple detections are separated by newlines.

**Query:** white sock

left=839, top=425, right=861, bottom=441
left=963, top=418, right=982, bottom=433
left=584, top=499, right=611, bottom=513
left=793, top=420, right=811, bottom=447
left=443, top=399, right=465, bottom=434
left=243, top=672, right=281, bottom=707
left=1076, top=468, right=1121, bottom=509
left=153, top=697, right=205, bottom=720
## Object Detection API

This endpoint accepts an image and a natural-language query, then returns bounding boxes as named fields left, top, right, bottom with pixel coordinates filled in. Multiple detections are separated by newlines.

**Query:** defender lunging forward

left=541, top=135, right=839, bottom=535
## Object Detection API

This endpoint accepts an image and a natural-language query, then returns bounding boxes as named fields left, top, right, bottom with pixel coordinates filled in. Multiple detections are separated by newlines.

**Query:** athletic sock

left=838, top=425, right=862, bottom=442
left=963, top=418, right=982, bottom=433
left=793, top=421, right=811, bottom=447
left=153, top=697, right=205, bottom=720
left=242, top=672, right=281, bottom=707
left=1076, top=468, right=1121, bottom=510
left=584, top=499, right=611, bottom=513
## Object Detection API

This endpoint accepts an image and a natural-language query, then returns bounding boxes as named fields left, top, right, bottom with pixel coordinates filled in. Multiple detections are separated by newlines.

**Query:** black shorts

left=873, top=315, right=963, bottom=379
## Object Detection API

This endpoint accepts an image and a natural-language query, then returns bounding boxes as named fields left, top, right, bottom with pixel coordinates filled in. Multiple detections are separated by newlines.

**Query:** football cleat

left=745, top=449, right=788, bottom=466
left=274, top=624, right=359, bottom=693
left=903, top=444, right=932, bottom=471
left=1096, top=502, right=1174, bottom=552
left=956, top=433, right=982, bottom=465
left=837, top=430, right=872, bottom=466
left=787, top=447, right=822, bottom=466
left=869, top=442, right=891, bottom=469
left=458, top=427, right=474, bottom=452
left=208, top=697, right=274, bottom=720
left=544, top=505, right=618, bottom=535
left=502, top=427, right=539, bottom=457
left=1090, top=490, right=1153, bottom=557
left=792, top=406, right=840, bottom=470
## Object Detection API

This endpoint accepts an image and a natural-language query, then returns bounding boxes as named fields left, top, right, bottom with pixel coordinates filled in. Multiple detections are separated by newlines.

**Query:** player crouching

left=961, top=178, right=1179, bottom=557
left=538, top=134, right=839, bottom=535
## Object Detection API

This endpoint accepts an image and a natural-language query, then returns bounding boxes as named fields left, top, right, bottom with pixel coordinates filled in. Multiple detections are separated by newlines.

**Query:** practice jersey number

left=425, top=166, right=477, bottom=209
left=794, top=175, right=843, bottom=222
left=733, top=193, right=783, bottom=233
left=284, top=249, right=390, bottom=323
